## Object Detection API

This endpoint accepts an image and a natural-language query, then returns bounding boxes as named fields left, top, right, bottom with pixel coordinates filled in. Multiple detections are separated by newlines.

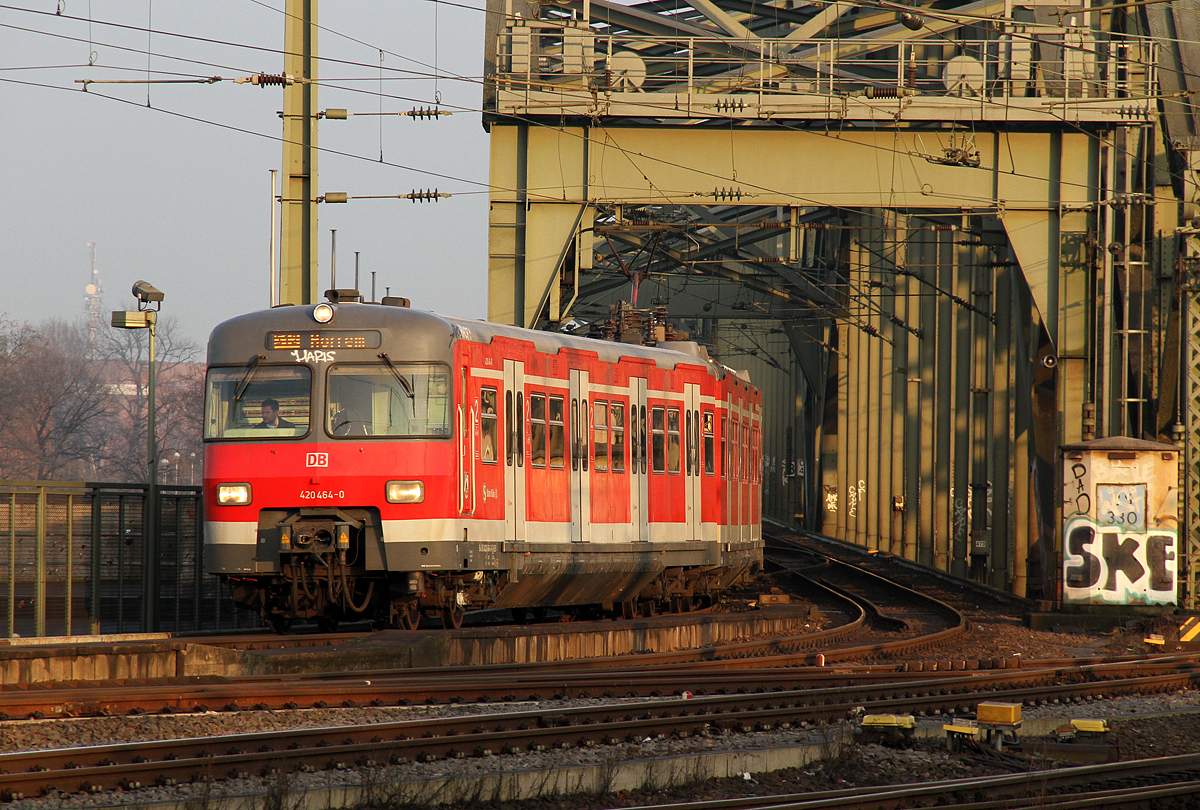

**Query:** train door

left=458, top=367, right=476, bottom=517
left=569, top=369, right=591, bottom=543
left=685, top=383, right=702, bottom=541
left=630, top=377, right=648, bottom=542
left=503, top=360, right=526, bottom=544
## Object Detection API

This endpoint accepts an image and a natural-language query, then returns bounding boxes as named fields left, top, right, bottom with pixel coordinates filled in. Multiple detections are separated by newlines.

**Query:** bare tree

left=96, top=305, right=202, bottom=484
left=0, top=319, right=111, bottom=480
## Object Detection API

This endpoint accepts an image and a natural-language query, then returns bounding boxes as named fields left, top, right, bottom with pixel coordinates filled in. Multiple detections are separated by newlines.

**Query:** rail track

left=605, top=752, right=1200, bottom=810
left=3, top=530, right=1197, bottom=804
left=3, top=653, right=1200, bottom=801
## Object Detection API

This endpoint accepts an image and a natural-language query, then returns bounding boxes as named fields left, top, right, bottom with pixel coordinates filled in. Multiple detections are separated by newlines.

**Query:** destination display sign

left=266, top=330, right=381, bottom=351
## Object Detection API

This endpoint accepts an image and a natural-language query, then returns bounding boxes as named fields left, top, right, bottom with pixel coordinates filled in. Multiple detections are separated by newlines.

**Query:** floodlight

left=132, top=280, right=165, bottom=303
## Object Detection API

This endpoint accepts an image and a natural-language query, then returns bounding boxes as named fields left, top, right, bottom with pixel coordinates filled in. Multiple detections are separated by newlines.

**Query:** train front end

left=203, top=301, right=456, bottom=631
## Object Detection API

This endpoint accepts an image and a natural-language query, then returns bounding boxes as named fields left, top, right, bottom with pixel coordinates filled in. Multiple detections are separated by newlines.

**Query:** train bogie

left=203, top=296, right=763, bottom=630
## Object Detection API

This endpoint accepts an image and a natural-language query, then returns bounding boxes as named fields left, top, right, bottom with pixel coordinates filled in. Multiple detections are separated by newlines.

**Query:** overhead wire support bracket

left=76, top=77, right=221, bottom=91
left=308, top=190, right=450, bottom=203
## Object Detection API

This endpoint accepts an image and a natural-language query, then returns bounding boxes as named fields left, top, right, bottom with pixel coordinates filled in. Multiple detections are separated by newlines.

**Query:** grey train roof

left=207, top=302, right=736, bottom=381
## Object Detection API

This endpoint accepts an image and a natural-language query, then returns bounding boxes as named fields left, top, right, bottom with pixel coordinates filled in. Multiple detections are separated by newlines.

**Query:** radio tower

left=83, top=242, right=104, bottom=358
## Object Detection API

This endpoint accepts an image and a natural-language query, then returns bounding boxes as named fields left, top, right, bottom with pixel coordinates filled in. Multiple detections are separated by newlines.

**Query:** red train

left=203, top=295, right=763, bottom=631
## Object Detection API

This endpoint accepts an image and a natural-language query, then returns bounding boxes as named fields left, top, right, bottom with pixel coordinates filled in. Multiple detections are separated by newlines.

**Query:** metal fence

left=0, top=480, right=258, bottom=637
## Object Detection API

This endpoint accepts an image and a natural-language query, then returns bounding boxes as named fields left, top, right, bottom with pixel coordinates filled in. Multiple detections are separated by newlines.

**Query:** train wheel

left=639, top=600, right=657, bottom=618
left=620, top=601, right=635, bottom=621
left=395, top=602, right=421, bottom=631
left=442, top=604, right=465, bottom=630
left=265, top=614, right=292, bottom=634
left=315, top=617, right=340, bottom=633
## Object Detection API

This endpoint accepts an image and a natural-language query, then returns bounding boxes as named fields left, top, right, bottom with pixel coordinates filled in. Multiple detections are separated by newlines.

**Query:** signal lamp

left=313, top=303, right=335, bottom=323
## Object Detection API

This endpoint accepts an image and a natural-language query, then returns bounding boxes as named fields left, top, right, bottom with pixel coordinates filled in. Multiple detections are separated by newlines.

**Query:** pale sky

left=1, top=1, right=492, bottom=348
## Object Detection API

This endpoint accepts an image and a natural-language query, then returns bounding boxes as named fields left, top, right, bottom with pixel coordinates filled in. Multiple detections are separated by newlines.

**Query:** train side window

left=703, top=411, right=714, bottom=475
left=684, top=409, right=692, bottom=476
left=691, top=412, right=700, bottom=475
left=628, top=404, right=637, bottom=473
left=548, top=395, right=565, bottom=469
left=582, top=399, right=589, bottom=472
left=505, top=390, right=514, bottom=466
left=742, top=422, right=750, bottom=483
left=480, top=388, right=498, bottom=464
left=640, top=405, right=648, bottom=474
left=517, top=393, right=524, bottom=467
left=724, top=417, right=734, bottom=482
left=651, top=406, right=666, bottom=473
left=530, top=393, right=546, bottom=467
left=593, top=399, right=609, bottom=472
left=753, top=425, right=760, bottom=484
left=666, top=408, right=681, bottom=474
left=720, top=415, right=727, bottom=480
left=610, top=403, right=625, bottom=473
left=571, top=399, right=580, bottom=472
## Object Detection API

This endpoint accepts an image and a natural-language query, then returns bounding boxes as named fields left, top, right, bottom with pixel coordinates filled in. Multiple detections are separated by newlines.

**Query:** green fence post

left=7, top=492, right=14, bottom=638
left=90, top=486, right=102, bottom=635
left=35, top=485, right=46, bottom=638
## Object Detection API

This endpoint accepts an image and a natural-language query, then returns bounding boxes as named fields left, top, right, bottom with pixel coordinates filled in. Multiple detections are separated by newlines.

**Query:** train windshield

left=204, top=365, right=312, bottom=439
left=326, top=363, right=452, bottom=438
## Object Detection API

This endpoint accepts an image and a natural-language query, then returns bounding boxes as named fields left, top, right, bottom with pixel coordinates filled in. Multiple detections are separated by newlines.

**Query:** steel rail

left=3, top=665, right=1200, bottom=801
left=603, top=755, right=1200, bottom=810
left=1, top=655, right=1195, bottom=718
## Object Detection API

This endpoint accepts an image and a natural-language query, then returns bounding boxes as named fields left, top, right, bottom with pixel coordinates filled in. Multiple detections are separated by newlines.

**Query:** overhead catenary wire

left=0, top=0, right=1185, bottom=304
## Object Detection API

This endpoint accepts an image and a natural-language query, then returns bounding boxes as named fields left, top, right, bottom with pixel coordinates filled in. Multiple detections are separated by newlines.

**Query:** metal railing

left=0, top=480, right=256, bottom=638
left=494, top=27, right=1155, bottom=104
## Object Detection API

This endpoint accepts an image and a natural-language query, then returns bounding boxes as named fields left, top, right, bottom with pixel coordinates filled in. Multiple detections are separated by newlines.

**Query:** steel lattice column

left=1182, top=239, right=1200, bottom=608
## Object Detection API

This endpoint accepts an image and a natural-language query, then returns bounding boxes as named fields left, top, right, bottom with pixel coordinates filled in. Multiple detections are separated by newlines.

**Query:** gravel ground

left=0, top=613, right=1193, bottom=810
left=5, top=682, right=1200, bottom=810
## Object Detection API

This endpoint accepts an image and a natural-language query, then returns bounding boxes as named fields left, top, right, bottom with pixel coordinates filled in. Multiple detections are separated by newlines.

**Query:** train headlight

left=217, top=483, right=252, bottom=505
left=386, top=480, right=424, bottom=503
left=313, top=303, right=335, bottom=324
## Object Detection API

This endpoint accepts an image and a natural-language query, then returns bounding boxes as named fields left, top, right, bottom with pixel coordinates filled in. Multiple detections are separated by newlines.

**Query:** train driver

left=256, top=398, right=295, bottom=429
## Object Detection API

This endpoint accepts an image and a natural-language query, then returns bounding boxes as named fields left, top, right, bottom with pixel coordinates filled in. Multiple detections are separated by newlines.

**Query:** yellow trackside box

left=977, top=702, right=1022, bottom=726
left=862, top=714, right=916, bottom=730
left=1070, top=719, right=1109, bottom=734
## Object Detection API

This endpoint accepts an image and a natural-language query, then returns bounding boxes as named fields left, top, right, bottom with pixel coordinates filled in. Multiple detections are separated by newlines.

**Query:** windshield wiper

left=233, top=354, right=266, bottom=404
left=377, top=352, right=416, bottom=414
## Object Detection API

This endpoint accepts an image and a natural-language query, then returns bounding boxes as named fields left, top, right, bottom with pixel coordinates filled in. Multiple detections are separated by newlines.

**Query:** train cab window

left=548, top=395, right=566, bottom=469
left=703, top=411, right=715, bottom=475
left=204, top=365, right=311, bottom=440
left=325, top=363, right=451, bottom=439
left=651, top=407, right=666, bottom=473
left=610, top=403, right=625, bottom=473
left=667, top=408, right=681, bottom=474
left=480, top=388, right=498, bottom=464
left=593, top=399, right=609, bottom=472
left=530, top=394, right=547, bottom=467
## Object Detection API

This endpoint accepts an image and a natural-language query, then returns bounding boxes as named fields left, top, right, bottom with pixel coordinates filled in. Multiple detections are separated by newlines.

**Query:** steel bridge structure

left=482, top=0, right=1200, bottom=604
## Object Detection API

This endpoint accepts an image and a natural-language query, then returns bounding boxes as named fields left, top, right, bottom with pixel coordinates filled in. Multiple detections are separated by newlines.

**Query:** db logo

left=306, top=452, right=329, bottom=468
